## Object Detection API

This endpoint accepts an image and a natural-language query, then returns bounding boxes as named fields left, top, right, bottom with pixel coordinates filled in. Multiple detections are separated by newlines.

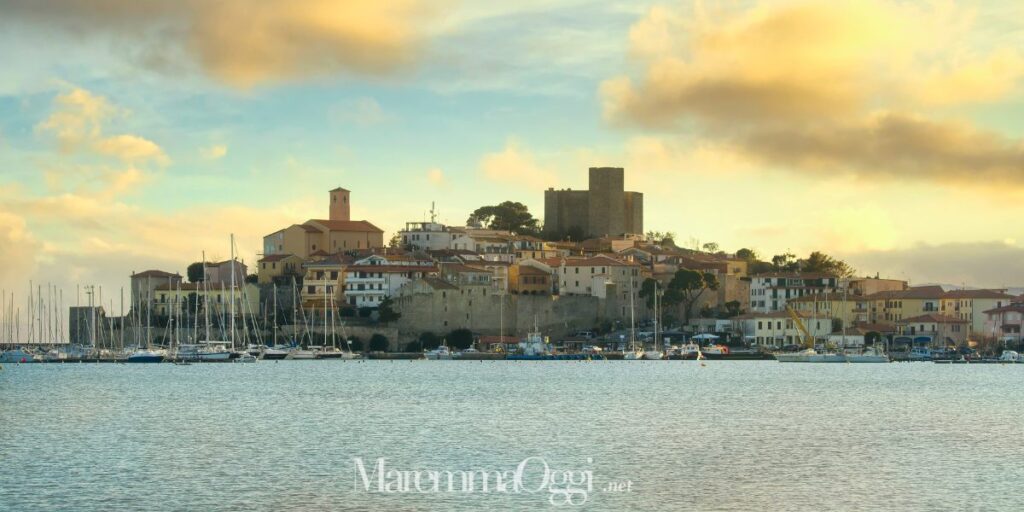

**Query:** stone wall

left=393, top=284, right=629, bottom=341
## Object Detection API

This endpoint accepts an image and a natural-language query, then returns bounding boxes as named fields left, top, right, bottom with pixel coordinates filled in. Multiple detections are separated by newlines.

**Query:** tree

left=666, top=269, right=720, bottom=324
left=638, top=278, right=661, bottom=310
left=347, top=336, right=364, bottom=351
left=735, top=248, right=759, bottom=262
left=800, top=251, right=855, bottom=278
left=771, top=252, right=798, bottom=272
left=377, top=297, right=401, bottom=324
left=187, top=262, right=205, bottom=283
left=467, top=202, right=539, bottom=235
left=358, top=306, right=374, bottom=318
left=369, top=333, right=389, bottom=352
left=702, top=242, right=720, bottom=253
left=388, top=233, right=402, bottom=249
left=244, top=273, right=258, bottom=284
left=447, top=328, right=475, bottom=350
left=418, top=331, right=440, bottom=350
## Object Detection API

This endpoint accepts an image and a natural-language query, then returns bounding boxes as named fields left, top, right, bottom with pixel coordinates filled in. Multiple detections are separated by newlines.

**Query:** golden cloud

left=602, top=1, right=1024, bottom=185
left=3, top=0, right=440, bottom=87
left=480, top=139, right=559, bottom=190
left=35, top=88, right=169, bottom=198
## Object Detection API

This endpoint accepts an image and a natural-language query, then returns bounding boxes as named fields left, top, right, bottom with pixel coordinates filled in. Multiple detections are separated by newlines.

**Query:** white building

left=981, top=300, right=1024, bottom=344
left=734, top=310, right=834, bottom=348
left=749, top=273, right=839, bottom=313
left=342, top=255, right=438, bottom=308
left=400, top=221, right=457, bottom=251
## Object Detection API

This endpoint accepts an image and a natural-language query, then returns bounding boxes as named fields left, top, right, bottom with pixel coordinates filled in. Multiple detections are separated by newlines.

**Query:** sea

left=2, top=360, right=1022, bottom=511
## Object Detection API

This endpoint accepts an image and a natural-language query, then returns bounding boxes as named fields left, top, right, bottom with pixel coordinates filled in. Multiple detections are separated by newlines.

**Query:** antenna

left=430, top=201, right=437, bottom=223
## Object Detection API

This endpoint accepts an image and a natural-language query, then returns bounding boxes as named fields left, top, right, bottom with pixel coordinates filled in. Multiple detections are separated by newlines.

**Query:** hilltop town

left=51, top=167, right=1023, bottom=356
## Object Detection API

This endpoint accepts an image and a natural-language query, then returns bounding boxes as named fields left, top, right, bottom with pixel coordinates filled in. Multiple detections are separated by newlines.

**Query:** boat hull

left=126, top=355, right=165, bottom=363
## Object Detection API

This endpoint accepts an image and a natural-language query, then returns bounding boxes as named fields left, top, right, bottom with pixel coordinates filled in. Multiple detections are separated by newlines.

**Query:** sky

left=1, top=0, right=1023, bottom=315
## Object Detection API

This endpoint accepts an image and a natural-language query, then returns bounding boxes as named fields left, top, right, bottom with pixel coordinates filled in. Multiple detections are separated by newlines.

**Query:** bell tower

left=329, top=187, right=350, bottom=221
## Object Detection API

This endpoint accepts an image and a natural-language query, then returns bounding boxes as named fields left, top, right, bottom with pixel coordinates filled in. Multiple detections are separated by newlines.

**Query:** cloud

left=94, top=134, right=169, bottom=164
left=200, top=144, right=228, bottom=160
left=329, top=97, right=392, bottom=126
left=0, top=211, right=42, bottom=287
left=34, top=87, right=168, bottom=197
left=1, top=0, right=442, bottom=87
left=601, top=1, right=1024, bottom=187
left=480, top=139, right=559, bottom=190
left=842, top=241, right=1024, bottom=288
left=426, top=167, right=446, bottom=186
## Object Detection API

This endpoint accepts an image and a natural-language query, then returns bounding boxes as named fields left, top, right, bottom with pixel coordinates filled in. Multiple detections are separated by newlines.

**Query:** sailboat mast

left=230, top=234, right=236, bottom=350
left=202, top=251, right=210, bottom=342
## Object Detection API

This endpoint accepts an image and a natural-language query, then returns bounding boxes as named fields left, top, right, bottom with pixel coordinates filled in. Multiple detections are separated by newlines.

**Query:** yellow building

left=257, top=254, right=304, bottom=285
left=508, top=263, right=553, bottom=295
left=263, top=188, right=384, bottom=259
left=152, top=282, right=260, bottom=319
left=863, top=285, right=945, bottom=324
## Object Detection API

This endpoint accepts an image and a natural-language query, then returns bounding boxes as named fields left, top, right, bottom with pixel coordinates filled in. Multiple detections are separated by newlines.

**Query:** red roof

left=864, top=285, right=946, bottom=300
left=345, top=265, right=438, bottom=273
left=941, top=289, right=1014, bottom=300
left=562, top=255, right=637, bottom=267
left=897, top=314, right=968, bottom=324
left=306, top=219, right=383, bottom=233
left=258, top=254, right=297, bottom=263
left=132, top=270, right=181, bottom=279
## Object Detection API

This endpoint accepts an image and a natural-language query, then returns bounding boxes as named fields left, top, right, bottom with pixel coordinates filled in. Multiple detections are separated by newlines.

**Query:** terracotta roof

left=329, top=186, right=350, bottom=192
left=297, top=223, right=321, bottom=233
left=752, top=272, right=838, bottom=279
left=306, top=219, right=383, bottom=233
left=132, top=270, right=181, bottom=279
left=420, top=277, right=458, bottom=290
left=982, top=305, right=1024, bottom=315
left=897, top=314, right=968, bottom=324
left=734, top=310, right=813, bottom=320
left=562, top=255, right=637, bottom=267
left=442, top=263, right=491, bottom=274
left=941, top=289, right=1014, bottom=300
left=516, top=265, right=550, bottom=275
left=864, top=285, right=945, bottom=300
left=345, top=265, right=438, bottom=273
left=258, top=254, right=298, bottom=263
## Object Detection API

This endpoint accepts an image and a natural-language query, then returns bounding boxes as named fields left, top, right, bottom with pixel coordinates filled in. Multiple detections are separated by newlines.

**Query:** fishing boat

left=126, top=348, right=166, bottom=363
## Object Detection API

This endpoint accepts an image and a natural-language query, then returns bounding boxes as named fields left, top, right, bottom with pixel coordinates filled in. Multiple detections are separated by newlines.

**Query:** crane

left=786, top=305, right=815, bottom=349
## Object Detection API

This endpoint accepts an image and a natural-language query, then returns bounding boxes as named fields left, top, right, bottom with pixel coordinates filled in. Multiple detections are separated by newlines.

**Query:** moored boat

left=126, top=349, right=166, bottom=363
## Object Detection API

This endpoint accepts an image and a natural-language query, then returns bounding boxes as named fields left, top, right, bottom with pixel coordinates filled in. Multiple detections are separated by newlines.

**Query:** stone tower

left=329, top=187, right=350, bottom=221
left=587, top=167, right=626, bottom=237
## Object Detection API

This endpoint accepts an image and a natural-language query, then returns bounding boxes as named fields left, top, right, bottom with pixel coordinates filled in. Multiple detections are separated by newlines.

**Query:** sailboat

left=127, top=287, right=165, bottom=363
left=623, top=276, right=644, bottom=360
left=179, top=250, right=233, bottom=362
left=644, top=281, right=665, bottom=360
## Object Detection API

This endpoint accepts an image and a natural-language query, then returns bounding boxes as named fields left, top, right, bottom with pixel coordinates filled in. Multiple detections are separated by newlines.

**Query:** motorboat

left=0, top=349, right=36, bottom=363
left=288, top=348, right=317, bottom=360
left=177, top=343, right=233, bottom=362
left=999, top=350, right=1022, bottom=363
left=844, top=346, right=889, bottom=363
left=261, top=345, right=290, bottom=360
left=776, top=348, right=846, bottom=363
left=643, top=349, right=664, bottom=360
left=424, top=345, right=453, bottom=360
left=126, top=349, right=166, bottom=363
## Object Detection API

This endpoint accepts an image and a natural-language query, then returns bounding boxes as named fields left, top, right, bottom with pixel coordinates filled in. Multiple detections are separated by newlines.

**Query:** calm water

left=1, top=360, right=1022, bottom=511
